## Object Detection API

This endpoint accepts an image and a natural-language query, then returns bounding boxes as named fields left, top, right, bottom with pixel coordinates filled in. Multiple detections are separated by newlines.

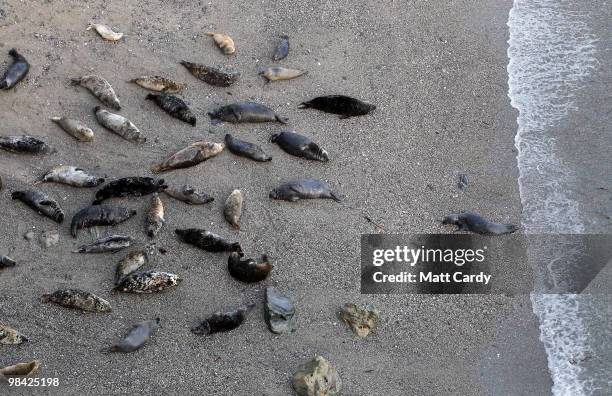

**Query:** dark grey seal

left=269, top=179, right=345, bottom=202
left=11, top=189, right=65, bottom=223
left=299, top=95, right=376, bottom=118
left=191, top=304, right=255, bottom=336
left=175, top=228, right=242, bottom=253
left=146, top=93, right=196, bottom=126
left=271, top=131, right=329, bottom=162
left=0, top=49, right=29, bottom=89
left=208, top=102, right=288, bottom=124
left=0, top=136, right=54, bottom=154
left=442, top=212, right=519, bottom=235
left=225, top=134, right=272, bottom=162
left=70, top=205, right=137, bottom=237
left=272, top=35, right=290, bottom=61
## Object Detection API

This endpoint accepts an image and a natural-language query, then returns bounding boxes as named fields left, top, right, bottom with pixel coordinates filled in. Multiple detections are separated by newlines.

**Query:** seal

left=93, top=177, right=167, bottom=204
left=258, top=66, right=306, bottom=82
left=299, top=95, right=376, bottom=118
left=0, top=361, right=40, bottom=378
left=145, top=93, right=196, bottom=126
left=442, top=212, right=519, bottom=235
left=164, top=185, right=214, bottom=205
left=51, top=116, right=95, bottom=142
left=94, top=106, right=146, bottom=143
left=0, top=136, right=54, bottom=154
left=146, top=194, right=165, bottom=238
left=11, top=189, right=65, bottom=223
left=107, top=318, right=161, bottom=353
left=269, top=179, right=345, bottom=202
left=42, top=165, right=105, bottom=187
left=130, top=75, right=185, bottom=93
left=73, top=235, right=134, bottom=253
left=41, top=289, right=112, bottom=313
left=0, top=49, right=29, bottom=90
left=272, top=35, right=289, bottom=61
left=114, top=271, right=181, bottom=293
left=225, top=134, right=271, bottom=162
left=115, top=245, right=155, bottom=285
left=0, top=255, right=16, bottom=269
left=180, top=61, right=240, bottom=87
left=71, top=75, right=121, bottom=110
left=70, top=205, right=137, bottom=237
left=175, top=228, right=242, bottom=253
left=191, top=304, right=255, bottom=335
left=208, top=102, right=288, bottom=124
left=228, top=252, right=272, bottom=283
left=205, top=32, right=235, bottom=55
left=223, top=189, right=244, bottom=229
left=87, top=23, right=123, bottom=41
left=0, top=325, right=28, bottom=345
left=271, top=131, right=329, bottom=161
left=151, top=141, right=224, bottom=173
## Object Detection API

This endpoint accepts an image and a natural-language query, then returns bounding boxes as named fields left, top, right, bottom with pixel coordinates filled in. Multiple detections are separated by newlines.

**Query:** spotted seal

left=51, top=117, right=95, bottom=142
left=71, top=75, right=121, bottom=110
left=223, top=189, right=244, bottom=229
left=114, top=271, right=181, bottom=293
left=130, top=75, right=185, bottom=93
left=93, top=177, right=167, bottom=204
left=41, top=289, right=112, bottom=313
left=180, top=61, right=240, bottom=87
left=0, top=136, right=54, bottom=154
left=42, top=165, right=105, bottom=187
left=146, top=93, right=196, bottom=126
left=94, top=106, right=146, bottom=143
left=151, top=141, right=224, bottom=173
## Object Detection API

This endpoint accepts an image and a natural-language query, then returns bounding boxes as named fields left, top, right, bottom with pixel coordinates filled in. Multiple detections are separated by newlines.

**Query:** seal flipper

left=270, top=133, right=280, bottom=143
left=297, top=102, right=310, bottom=109
left=275, top=114, right=288, bottom=124
left=69, top=77, right=82, bottom=86
left=330, top=191, right=345, bottom=202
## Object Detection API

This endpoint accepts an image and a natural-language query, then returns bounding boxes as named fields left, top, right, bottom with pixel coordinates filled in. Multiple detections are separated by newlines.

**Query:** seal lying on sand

left=269, top=179, right=345, bottom=202
left=115, top=246, right=155, bottom=285
left=442, top=212, right=518, bottom=235
left=41, top=289, right=112, bottom=313
left=51, top=117, right=95, bottom=142
left=0, top=49, right=29, bottom=90
left=223, top=189, right=244, bottom=229
left=73, top=235, right=133, bottom=253
left=259, top=66, right=306, bottom=82
left=151, top=141, right=224, bottom=173
left=70, top=205, right=136, bottom=237
left=93, top=177, right=167, bottom=204
left=191, top=304, right=255, bottom=335
left=94, top=106, right=146, bottom=143
left=0, top=255, right=16, bottom=269
left=130, top=76, right=185, bottom=93
left=175, top=228, right=242, bottom=253
left=42, top=165, right=105, bottom=187
left=164, top=185, right=214, bottom=205
left=225, top=134, right=271, bottom=162
left=228, top=252, right=272, bottom=283
left=0, top=136, right=54, bottom=154
left=114, top=271, right=181, bottom=293
left=11, top=189, right=65, bottom=223
left=208, top=102, right=288, bottom=124
left=71, top=75, right=121, bottom=110
left=271, top=131, right=328, bottom=162
left=146, top=93, right=196, bottom=126
left=180, top=61, right=239, bottom=87
left=107, top=318, right=160, bottom=353
left=205, top=32, right=235, bottom=55
left=299, top=95, right=375, bottom=118
left=87, top=23, right=123, bottom=41
left=272, top=35, right=290, bottom=61
left=146, top=194, right=165, bottom=238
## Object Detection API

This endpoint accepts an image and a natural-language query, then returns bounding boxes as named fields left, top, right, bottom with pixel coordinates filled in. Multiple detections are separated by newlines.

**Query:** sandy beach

left=0, top=1, right=553, bottom=394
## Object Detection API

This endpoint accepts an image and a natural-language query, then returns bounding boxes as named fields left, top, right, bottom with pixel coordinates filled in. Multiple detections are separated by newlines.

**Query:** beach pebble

left=338, top=303, right=379, bottom=337
left=292, top=356, right=342, bottom=396
left=264, top=287, right=295, bottom=334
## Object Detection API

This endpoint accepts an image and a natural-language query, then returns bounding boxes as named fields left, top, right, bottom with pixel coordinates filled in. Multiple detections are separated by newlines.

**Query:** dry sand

left=0, top=1, right=550, bottom=394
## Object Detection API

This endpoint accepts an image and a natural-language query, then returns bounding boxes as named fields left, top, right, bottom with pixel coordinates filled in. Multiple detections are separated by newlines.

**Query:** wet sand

left=0, top=1, right=550, bottom=394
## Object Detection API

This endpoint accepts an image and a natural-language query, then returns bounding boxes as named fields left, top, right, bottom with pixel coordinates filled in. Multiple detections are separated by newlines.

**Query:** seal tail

left=8, top=48, right=20, bottom=58
left=69, top=78, right=82, bottom=86
left=150, top=164, right=164, bottom=174
left=330, top=191, right=346, bottom=203
left=297, top=101, right=310, bottom=109
left=270, top=133, right=280, bottom=143
left=40, top=294, right=52, bottom=303
left=204, top=32, right=215, bottom=37
left=145, top=93, right=156, bottom=101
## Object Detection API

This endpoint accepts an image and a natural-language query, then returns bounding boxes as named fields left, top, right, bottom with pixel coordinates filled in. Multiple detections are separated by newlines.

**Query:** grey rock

left=264, top=287, right=295, bottom=334
left=292, top=356, right=342, bottom=396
